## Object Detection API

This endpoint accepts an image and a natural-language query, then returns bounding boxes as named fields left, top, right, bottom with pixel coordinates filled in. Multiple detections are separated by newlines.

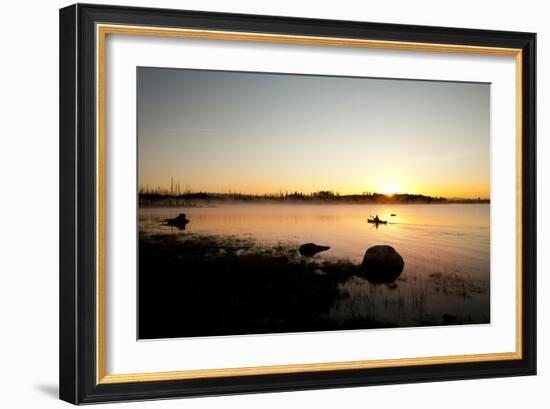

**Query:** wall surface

left=0, top=0, right=546, bottom=407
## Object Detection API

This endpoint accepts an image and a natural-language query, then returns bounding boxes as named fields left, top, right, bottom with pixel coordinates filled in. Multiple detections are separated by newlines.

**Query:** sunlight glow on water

left=140, top=203, right=489, bottom=278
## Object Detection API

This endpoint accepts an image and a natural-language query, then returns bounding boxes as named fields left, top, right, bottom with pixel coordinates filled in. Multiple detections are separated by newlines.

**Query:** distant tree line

left=138, top=187, right=489, bottom=206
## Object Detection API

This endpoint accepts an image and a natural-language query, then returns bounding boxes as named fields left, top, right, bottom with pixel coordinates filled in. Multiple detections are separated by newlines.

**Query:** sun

left=380, top=184, right=400, bottom=196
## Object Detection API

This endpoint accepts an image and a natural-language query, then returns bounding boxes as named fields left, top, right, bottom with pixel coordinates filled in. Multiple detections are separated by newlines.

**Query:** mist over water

left=140, top=203, right=489, bottom=278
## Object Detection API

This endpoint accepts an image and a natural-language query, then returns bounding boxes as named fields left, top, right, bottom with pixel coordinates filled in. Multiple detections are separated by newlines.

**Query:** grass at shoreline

left=139, top=233, right=391, bottom=339
left=138, top=232, right=489, bottom=339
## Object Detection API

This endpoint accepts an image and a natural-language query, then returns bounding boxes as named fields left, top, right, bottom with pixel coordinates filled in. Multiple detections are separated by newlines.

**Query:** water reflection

left=140, top=203, right=489, bottom=276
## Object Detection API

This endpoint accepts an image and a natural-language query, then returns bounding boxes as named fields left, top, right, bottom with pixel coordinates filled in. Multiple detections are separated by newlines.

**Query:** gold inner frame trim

left=95, top=23, right=523, bottom=385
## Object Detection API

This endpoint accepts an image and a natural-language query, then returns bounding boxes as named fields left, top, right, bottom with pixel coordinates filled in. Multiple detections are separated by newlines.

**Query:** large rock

left=164, top=213, right=190, bottom=229
left=299, top=243, right=330, bottom=257
left=359, top=245, right=404, bottom=283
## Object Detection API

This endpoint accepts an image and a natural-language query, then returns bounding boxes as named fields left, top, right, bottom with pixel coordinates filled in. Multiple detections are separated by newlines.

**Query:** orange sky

left=138, top=68, right=490, bottom=199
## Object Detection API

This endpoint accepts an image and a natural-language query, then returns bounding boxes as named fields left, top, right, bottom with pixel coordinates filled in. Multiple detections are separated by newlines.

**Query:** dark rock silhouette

left=299, top=243, right=330, bottom=257
left=164, top=213, right=190, bottom=229
left=359, top=245, right=404, bottom=283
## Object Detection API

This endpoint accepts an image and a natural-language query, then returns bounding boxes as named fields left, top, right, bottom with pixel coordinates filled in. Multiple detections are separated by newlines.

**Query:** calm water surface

left=140, top=203, right=489, bottom=276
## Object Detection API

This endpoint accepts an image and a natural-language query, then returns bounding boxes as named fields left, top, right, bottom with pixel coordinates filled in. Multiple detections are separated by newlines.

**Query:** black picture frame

left=60, top=3, right=536, bottom=404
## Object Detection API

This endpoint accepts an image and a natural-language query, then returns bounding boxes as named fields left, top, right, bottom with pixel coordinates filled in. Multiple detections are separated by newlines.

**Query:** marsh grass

left=139, top=232, right=489, bottom=339
left=328, top=268, right=488, bottom=327
left=428, top=271, right=488, bottom=298
left=139, top=233, right=359, bottom=338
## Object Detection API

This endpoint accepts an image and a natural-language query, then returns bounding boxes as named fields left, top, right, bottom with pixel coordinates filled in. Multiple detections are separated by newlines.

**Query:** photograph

left=56, top=3, right=536, bottom=404
left=137, top=67, right=491, bottom=339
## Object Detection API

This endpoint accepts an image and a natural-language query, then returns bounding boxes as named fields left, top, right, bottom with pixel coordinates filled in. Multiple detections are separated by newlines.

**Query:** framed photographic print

left=59, top=3, right=536, bottom=404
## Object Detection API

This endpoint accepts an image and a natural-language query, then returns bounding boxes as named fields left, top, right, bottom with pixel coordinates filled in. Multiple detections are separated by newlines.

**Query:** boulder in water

left=359, top=245, right=404, bottom=283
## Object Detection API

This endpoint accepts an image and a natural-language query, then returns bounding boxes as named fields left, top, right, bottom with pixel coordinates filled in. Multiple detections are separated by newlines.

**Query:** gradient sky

left=137, top=67, right=490, bottom=199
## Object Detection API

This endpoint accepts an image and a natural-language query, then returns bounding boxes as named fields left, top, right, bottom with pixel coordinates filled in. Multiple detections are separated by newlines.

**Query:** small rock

left=299, top=243, right=330, bottom=257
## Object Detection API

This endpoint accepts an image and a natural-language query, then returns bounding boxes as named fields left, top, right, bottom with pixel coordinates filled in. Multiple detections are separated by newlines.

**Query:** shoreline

left=138, top=232, right=489, bottom=339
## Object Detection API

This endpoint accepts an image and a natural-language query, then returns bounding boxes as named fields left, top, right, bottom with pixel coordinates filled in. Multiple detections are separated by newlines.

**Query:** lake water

left=139, top=203, right=490, bottom=329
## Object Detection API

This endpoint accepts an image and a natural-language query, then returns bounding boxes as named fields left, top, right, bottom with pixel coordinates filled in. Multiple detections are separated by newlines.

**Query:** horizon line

left=137, top=188, right=490, bottom=201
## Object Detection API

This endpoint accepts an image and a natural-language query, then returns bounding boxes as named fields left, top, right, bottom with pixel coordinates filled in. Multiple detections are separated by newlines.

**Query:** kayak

left=367, top=218, right=388, bottom=224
